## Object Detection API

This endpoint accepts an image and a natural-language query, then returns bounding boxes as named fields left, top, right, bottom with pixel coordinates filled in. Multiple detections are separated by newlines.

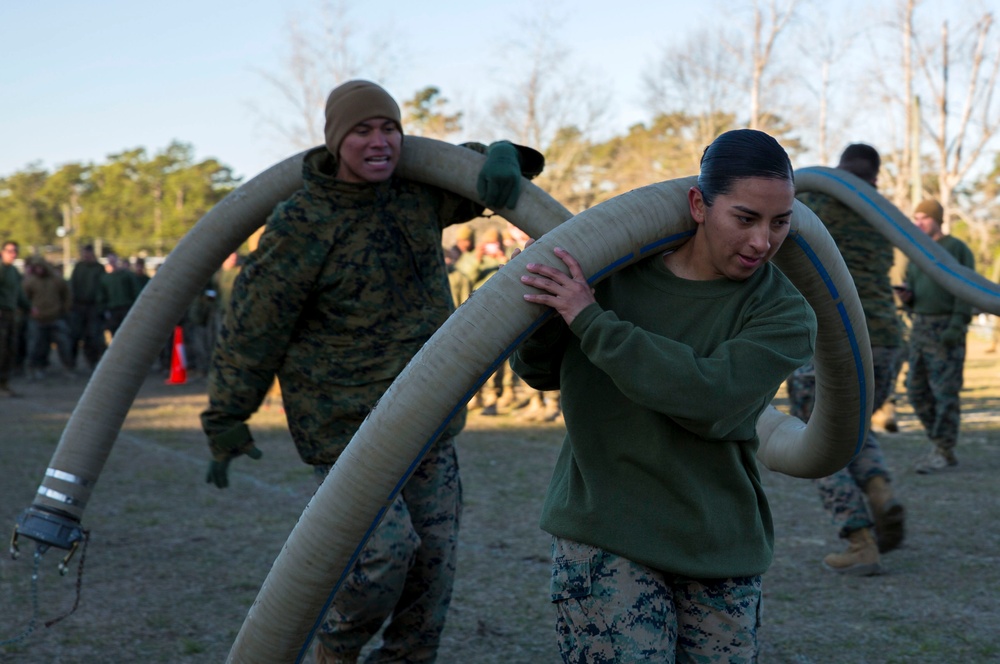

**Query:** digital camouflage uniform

left=787, top=191, right=904, bottom=539
left=210, top=262, right=242, bottom=366
left=550, top=537, right=762, bottom=663
left=313, top=443, right=461, bottom=663
left=202, top=143, right=540, bottom=663
left=904, top=234, right=975, bottom=461
left=203, top=145, right=487, bottom=462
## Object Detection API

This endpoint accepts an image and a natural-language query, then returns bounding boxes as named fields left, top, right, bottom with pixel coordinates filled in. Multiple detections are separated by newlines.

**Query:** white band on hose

left=37, top=486, right=86, bottom=507
left=45, top=467, right=94, bottom=487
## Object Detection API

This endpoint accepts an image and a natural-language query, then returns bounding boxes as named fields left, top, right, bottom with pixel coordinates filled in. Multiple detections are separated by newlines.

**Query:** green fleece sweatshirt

left=904, top=234, right=975, bottom=324
left=511, top=254, right=816, bottom=579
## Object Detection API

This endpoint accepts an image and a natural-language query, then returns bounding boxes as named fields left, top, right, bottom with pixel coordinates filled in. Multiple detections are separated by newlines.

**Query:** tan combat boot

left=865, top=476, right=905, bottom=553
left=823, top=528, right=882, bottom=576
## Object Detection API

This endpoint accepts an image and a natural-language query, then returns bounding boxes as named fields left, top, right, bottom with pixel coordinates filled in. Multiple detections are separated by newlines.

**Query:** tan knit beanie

left=915, top=199, right=943, bottom=224
left=323, top=80, right=402, bottom=156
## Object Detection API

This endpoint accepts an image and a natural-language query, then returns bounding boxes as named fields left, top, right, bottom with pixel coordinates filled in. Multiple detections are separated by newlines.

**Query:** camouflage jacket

left=202, top=146, right=489, bottom=465
left=904, top=234, right=975, bottom=321
left=797, top=191, right=903, bottom=348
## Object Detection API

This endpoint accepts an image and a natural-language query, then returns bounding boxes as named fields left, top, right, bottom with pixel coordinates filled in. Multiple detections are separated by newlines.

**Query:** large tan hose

left=18, top=137, right=570, bottom=527
left=227, top=177, right=872, bottom=663
left=796, top=166, right=1000, bottom=314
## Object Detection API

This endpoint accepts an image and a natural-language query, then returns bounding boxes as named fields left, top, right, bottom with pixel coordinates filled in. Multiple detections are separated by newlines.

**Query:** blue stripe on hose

left=639, top=231, right=695, bottom=258
left=799, top=167, right=999, bottom=299
left=298, top=504, right=387, bottom=662
left=792, top=232, right=868, bottom=457
left=790, top=230, right=841, bottom=301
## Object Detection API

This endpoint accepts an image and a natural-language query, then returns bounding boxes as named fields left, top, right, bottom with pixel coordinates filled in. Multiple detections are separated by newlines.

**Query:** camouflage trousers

left=549, top=537, right=762, bottom=663
left=313, top=436, right=462, bottom=663
left=906, top=314, right=965, bottom=453
left=785, top=346, right=904, bottom=537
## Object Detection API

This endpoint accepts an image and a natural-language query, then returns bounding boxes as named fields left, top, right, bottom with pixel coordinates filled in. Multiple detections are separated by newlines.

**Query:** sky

left=1, top=0, right=714, bottom=182
left=1, top=0, right=993, bottom=183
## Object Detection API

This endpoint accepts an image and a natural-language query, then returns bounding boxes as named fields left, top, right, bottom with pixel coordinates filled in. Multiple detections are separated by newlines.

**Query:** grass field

left=2, top=333, right=999, bottom=663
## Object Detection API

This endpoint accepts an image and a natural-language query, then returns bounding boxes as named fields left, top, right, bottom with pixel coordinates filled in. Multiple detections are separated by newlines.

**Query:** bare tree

left=747, top=0, right=801, bottom=130
left=482, top=8, right=610, bottom=211
left=865, top=0, right=1000, bottom=231
left=644, top=0, right=802, bottom=143
left=247, top=0, right=405, bottom=154
left=843, top=0, right=920, bottom=211
left=642, top=28, right=745, bottom=151
left=792, top=3, right=873, bottom=165
left=485, top=9, right=609, bottom=149
left=917, top=11, right=1000, bottom=233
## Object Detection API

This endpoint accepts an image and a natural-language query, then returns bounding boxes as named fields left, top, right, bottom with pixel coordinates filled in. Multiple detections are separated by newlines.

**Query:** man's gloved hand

left=205, top=422, right=262, bottom=489
left=941, top=325, right=965, bottom=348
left=477, top=141, right=522, bottom=210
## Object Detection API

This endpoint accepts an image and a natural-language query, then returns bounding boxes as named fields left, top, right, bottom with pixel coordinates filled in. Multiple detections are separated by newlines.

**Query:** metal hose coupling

left=11, top=505, right=86, bottom=575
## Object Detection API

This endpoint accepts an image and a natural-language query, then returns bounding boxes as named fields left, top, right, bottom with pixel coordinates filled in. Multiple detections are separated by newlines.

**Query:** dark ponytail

left=697, top=129, right=793, bottom=207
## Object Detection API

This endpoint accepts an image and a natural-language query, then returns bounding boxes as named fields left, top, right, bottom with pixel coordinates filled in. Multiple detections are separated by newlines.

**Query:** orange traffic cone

left=165, top=326, right=187, bottom=385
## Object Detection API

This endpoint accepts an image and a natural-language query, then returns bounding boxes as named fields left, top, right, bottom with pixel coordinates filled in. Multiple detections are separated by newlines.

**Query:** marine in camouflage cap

left=200, top=77, right=545, bottom=662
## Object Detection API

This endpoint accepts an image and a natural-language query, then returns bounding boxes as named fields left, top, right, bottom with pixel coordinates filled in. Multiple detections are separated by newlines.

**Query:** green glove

left=206, top=458, right=234, bottom=489
left=941, top=325, right=965, bottom=348
left=477, top=141, right=522, bottom=210
left=205, top=423, right=262, bottom=489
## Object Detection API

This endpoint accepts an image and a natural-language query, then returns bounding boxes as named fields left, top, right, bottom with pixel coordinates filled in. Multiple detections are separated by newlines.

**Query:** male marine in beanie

left=787, top=144, right=907, bottom=575
left=897, top=198, right=974, bottom=474
left=201, top=79, right=543, bottom=663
